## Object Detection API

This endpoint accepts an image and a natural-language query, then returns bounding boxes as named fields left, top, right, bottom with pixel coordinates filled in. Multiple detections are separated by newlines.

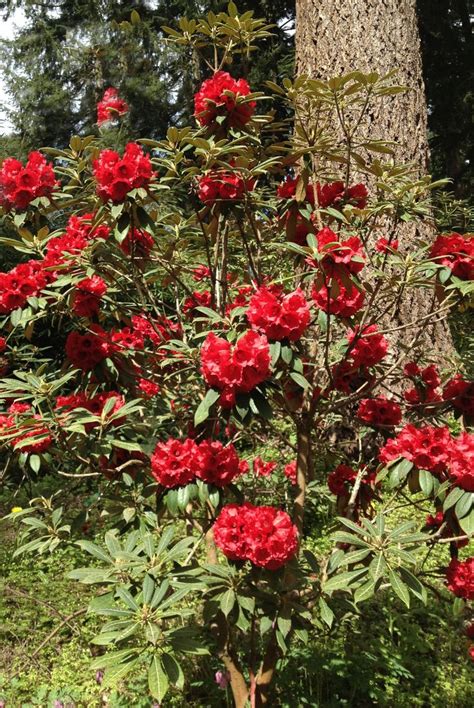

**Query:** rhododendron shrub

left=0, top=5, right=472, bottom=707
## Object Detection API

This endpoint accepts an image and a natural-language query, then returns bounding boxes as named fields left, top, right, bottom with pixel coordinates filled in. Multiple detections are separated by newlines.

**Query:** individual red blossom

left=379, top=424, right=453, bottom=476
left=196, top=440, right=248, bottom=486
left=376, top=237, right=399, bottom=253
left=193, top=265, right=211, bottom=281
left=312, top=270, right=365, bottom=317
left=346, top=325, right=388, bottom=368
left=65, top=326, right=110, bottom=371
left=226, top=285, right=253, bottom=314
left=93, top=143, right=154, bottom=203
left=110, top=327, right=145, bottom=351
left=430, top=233, right=474, bottom=281
left=357, top=396, right=402, bottom=427
left=446, top=557, right=474, bottom=600
left=0, top=337, right=7, bottom=352
left=253, top=456, right=277, bottom=477
left=72, top=276, right=108, bottom=318
left=425, top=511, right=444, bottom=529
left=404, top=363, right=442, bottom=406
left=213, top=503, right=298, bottom=570
left=151, top=438, right=198, bottom=488
left=443, top=375, right=474, bottom=417
left=197, top=170, right=254, bottom=203
left=0, top=151, right=56, bottom=211
left=284, top=461, right=297, bottom=485
left=138, top=378, right=160, bottom=398
left=277, top=179, right=368, bottom=209
left=194, top=71, right=255, bottom=130
left=448, top=432, right=474, bottom=492
left=182, top=290, right=212, bottom=318
left=120, top=227, right=154, bottom=257
left=247, top=286, right=311, bottom=341
left=316, top=227, right=365, bottom=275
left=404, top=362, right=420, bottom=377
left=97, top=87, right=129, bottom=125
left=200, top=330, right=271, bottom=399
left=328, top=464, right=376, bottom=496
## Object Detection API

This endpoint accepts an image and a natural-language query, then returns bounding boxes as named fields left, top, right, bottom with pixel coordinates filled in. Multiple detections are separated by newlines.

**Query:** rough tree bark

left=295, top=0, right=455, bottom=362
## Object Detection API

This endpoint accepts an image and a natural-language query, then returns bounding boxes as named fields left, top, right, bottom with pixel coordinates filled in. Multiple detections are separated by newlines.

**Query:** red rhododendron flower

left=346, top=325, right=388, bottom=368
left=72, top=276, right=108, bottom=318
left=197, top=170, right=254, bottom=203
left=201, top=330, right=271, bottom=400
left=448, top=432, right=474, bottom=492
left=193, top=265, right=211, bottom=281
left=404, top=362, right=420, bottom=377
left=110, top=326, right=145, bottom=351
left=247, top=286, right=310, bottom=341
left=425, top=510, right=444, bottom=529
left=404, top=363, right=442, bottom=406
left=446, top=557, right=474, bottom=600
left=138, top=378, right=160, bottom=398
left=316, top=227, right=365, bottom=275
left=376, top=237, right=399, bottom=253
left=196, top=440, right=248, bottom=486
left=331, top=361, right=375, bottom=394
left=312, top=271, right=365, bottom=317
left=443, top=375, right=474, bottom=417
left=277, top=179, right=368, bottom=209
left=213, top=502, right=298, bottom=570
left=65, top=325, right=111, bottom=371
left=253, top=456, right=277, bottom=477
left=183, top=290, right=212, bottom=318
left=284, top=461, right=297, bottom=485
left=0, top=151, right=56, bottom=211
left=357, top=396, right=402, bottom=426
left=379, top=424, right=452, bottom=476
left=120, top=227, right=154, bottom=257
left=56, top=391, right=124, bottom=427
left=194, top=71, right=255, bottom=129
left=0, top=337, right=6, bottom=352
left=6, top=404, right=52, bottom=453
left=0, top=260, right=48, bottom=314
left=93, top=143, right=154, bottom=203
left=151, top=438, right=198, bottom=488
left=328, top=464, right=377, bottom=497
left=430, top=233, right=474, bottom=281
left=97, top=87, right=129, bottom=125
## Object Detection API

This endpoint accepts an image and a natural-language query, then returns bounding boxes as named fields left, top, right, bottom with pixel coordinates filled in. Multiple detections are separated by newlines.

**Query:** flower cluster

left=194, top=71, right=255, bottom=129
left=253, top=456, right=277, bottom=477
left=120, top=227, right=154, bottom=258
left=200, top=330, right=271, bottom=406
left=151, top=438, right=247, bottom=488
left=316, top=227, right=365, bottom=275
left=277, top=178, right=367, bottom=209
left=213, top=503, right=298, bottom=570
left=327, top=464, right=376, bottom=496
left=247, top=286, right=311, bottom=341
left=312, top=273, right=365, bottom=317
left=93, top=143, right=154, bottom=203
left=56, top=390, right=124, bottom=426
left=0, top=403, right=52, bottom=453
left=443, top=375, right=474, bottom=417
left=346, top=325, right=389, bottom=368
left=72, top=276, right=108, bottom=318
left=197, top=170, right=254, bottom=204
left=0, top=151, right=56, bottom=211
left=404, top=362, right=441, bottom=406
left=446, top=557, right=474, bottom=600
left=376, top=237, right=399, bottom=254
left=284, top=460, right=297, bottom=485
left=44, top=213, right=110, bottom=271
left=357, top=396, right=402, bottom=427
left=182, top=290, right=212, bottom=319
left=65, top=325, right=111, bottom=371
left=97, top=87, right=129, bottom=125
left=379, top=425, right=452, bottom=476
left=449, top=432, right=474, bottom=492
left=430, top=233, right=474, bottom=281
left=0, top=260, right=48, bottom=314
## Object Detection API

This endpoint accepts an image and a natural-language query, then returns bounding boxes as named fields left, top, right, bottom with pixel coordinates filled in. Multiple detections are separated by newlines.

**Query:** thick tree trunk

left=295, top=0, right=454, bottom=363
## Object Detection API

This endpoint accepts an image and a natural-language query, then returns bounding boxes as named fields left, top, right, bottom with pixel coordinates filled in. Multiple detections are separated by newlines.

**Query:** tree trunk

left=295, top=0, right=454, bottom=363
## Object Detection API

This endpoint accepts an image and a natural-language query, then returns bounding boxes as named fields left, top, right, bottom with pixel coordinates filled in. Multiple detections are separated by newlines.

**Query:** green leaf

left=319, top=597, right=334, bottom=627
left=219, top=589, right=236, bottom=617
left=369, top=554, right=386, bottom=582
left=277, top=616, right=292, bottom=638
left=459, top=508, right=474, bottom=536
left=143, top=574, right=155, bottom=605
left=354, top=579, right=376, bottom=604
left=323, top=568, right=368, bottom=593
left=443, top=486, right=464, bottom=511
left=76, top=540, right=112, bottom=563
left=194, top=388, right=220, bottom=426
left=90, top=648, right=138, bottom=670
left=455, top=491, right=473, bottom=520
left=419, top=469, right=434, bottom=497
left=389, top=570, right=410, bottom=608
left=161, top=652, right=185, bottom=690
left=289, top=371, right=310, bottom=390
left=388, top=458, right=413, bottom=488
left=102, top=658, right=139, bottom=688
left=148, top=655, right=169, bottom=702
left=116, top=587, right=140, bottom=612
